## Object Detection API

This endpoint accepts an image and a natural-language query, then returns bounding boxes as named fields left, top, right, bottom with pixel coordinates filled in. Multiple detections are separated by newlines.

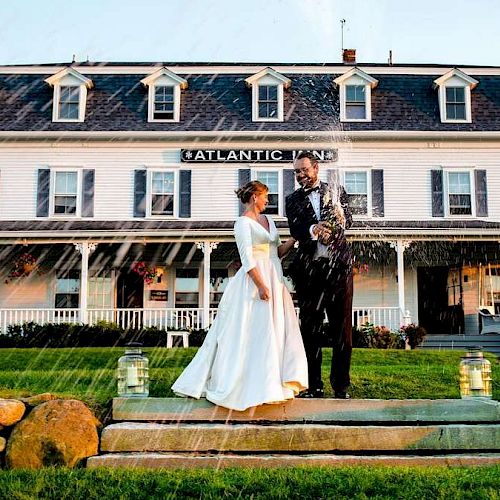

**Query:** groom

left=286, top=151, right=353, bottom=399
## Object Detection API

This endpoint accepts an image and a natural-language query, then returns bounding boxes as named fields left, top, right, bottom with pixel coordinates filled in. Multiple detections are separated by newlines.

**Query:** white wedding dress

left=172, top=215, right=308, bottom=411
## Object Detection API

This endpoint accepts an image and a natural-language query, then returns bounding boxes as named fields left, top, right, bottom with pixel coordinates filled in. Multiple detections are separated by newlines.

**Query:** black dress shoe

left=334, top=391, right=351, bottom=399
left=297, top=388, right=324, bottom=398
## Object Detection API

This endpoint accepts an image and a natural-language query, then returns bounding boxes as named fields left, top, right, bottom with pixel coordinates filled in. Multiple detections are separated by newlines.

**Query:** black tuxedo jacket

left=285, top=181, right=353, bottom=286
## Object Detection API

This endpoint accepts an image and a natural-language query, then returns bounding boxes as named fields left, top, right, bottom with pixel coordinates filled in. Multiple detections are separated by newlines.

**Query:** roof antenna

left=340, top=19, right=346, bottom=56
left=72, top=54, right=76, bottom=64
left=388, top=50, right=393, bottom=66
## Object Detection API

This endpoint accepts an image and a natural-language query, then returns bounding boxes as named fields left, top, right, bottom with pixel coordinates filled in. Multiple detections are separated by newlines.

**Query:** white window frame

left=253, top=83, right=284, bottom=122
left=339, top=84, right=372, bottom=122
left=148, top=84, right=181, bottom=123
left=245, top=69, right=290, bottom=123
left=444, top=169, right=475, bottom=217
left=45, top=68, right=92, bottom=123
left=251, top=167, right=284, bottom=217
left=334, top=68, right=378, bottom=123
left=50, top=168, right=82, bottom=218
left=147, top=168, right=179, bottom=218
left=342, top=168, right=372, bottom=217
left=140, top=68, right=187, bottom=123
left=433, top=69, right=477, bottom=124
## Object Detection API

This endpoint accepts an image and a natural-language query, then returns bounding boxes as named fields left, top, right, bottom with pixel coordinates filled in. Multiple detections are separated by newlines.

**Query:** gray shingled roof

left=1, top=71, right=499, bottom=132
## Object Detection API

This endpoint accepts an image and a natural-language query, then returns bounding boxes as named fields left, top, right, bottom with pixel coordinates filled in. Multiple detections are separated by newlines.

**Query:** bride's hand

left=258, top=285, right=270, bottom=301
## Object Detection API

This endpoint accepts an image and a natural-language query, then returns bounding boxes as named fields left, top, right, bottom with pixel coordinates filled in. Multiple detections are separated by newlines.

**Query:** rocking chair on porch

left=478, top=308, right=500, bottom=335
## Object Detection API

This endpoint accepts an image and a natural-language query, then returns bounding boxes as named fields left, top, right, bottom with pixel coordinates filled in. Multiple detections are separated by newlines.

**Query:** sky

left=1, top=0, right=499, bottom=66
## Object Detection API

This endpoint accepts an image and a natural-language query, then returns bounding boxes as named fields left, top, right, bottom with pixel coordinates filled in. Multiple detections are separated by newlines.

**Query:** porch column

left=196, top=241, right=218, bottom=329
left=390, top=240, right=412, bottom=326
left=74, top=242, right=97, bottom=324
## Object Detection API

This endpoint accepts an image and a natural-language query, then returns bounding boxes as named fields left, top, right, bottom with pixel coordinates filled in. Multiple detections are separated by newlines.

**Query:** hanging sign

left=180, top=149, right=337, bottom=163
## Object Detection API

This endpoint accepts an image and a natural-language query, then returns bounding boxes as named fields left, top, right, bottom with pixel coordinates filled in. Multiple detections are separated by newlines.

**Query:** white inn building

left=1, top=58, right=500, bottom=338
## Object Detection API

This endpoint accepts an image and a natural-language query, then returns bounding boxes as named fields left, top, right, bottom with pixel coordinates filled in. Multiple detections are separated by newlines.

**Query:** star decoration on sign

left=325, top=151, right=335, bottom=160
left=184, top=151, right=193, bottom=159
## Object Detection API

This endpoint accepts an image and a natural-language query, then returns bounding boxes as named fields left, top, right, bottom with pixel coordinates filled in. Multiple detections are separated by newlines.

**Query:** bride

left=172, top=180, right=308, bottom=411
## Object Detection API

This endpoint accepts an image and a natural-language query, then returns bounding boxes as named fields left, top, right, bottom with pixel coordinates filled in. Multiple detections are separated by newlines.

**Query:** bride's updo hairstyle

left=235, top=180, right=268, bottom=204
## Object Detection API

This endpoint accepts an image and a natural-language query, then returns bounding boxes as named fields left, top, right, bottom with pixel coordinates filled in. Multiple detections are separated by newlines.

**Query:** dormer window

left=433, top=69, right=478, bottom=123
left=45, top=68, right=93, bottom=123
left=245, top=68, right=291, bottom=122
left=334, top=68, right=378, bottom=123
left=140, top=67, right=188, bottom=123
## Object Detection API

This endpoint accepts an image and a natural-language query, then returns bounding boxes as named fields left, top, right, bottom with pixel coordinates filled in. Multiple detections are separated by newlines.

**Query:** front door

left=117, top=271, right=144, bottom=308
left=417, top=266, right=449, bottom=335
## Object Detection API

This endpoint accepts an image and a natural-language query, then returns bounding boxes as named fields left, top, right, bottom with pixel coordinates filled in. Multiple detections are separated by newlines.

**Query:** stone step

left=87, top=452, right=500, bottom=469
left=112, top=398, right=500, bottom=423
left=100, top=422, right=500, bottom=453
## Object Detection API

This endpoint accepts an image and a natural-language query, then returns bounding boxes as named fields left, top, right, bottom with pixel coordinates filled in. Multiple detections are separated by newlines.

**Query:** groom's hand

left=313, top=221, right=332, bottom=244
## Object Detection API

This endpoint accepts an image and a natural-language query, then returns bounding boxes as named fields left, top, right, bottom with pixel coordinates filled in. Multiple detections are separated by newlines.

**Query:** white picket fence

left=0, top=306, right=404, bottom=334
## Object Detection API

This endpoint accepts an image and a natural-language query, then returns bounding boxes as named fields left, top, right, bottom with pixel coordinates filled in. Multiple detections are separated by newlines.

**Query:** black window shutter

left=179, top=170, right=191, bottom=218
left=134, top=169, right=147, bottom=218
left=283, top=169, right=295, bottom=215
left=36, top=168, right=50, bottom=217
left=431, top=170, right=444, bottom=217
left=81, top=169, right=95, bottom=217
left=371, top=169, right=384, bottom=217
left=475, top=170, right=488, bottom=217
left=238, top=169, right=251, bottom=215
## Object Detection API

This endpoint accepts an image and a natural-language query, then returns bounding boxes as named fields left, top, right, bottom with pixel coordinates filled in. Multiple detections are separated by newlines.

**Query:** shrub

left=354, top=323, right=405, bottom=349
left=400, top=323, right=427, bottom=349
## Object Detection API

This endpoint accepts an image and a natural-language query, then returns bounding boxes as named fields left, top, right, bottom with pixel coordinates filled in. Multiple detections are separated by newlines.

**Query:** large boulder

left=0, top=436, right=5, bottom=453
left=0, top=399, right=25, bottom=426
left=20, top=393, right=58, bottom=407
left=5, top=399, right=100, bottom=469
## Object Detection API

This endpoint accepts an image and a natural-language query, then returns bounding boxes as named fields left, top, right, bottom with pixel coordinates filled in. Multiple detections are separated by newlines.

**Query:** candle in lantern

left=469, top=368, right=483, bottom=390
left=127, top=366, right=139, bottom=386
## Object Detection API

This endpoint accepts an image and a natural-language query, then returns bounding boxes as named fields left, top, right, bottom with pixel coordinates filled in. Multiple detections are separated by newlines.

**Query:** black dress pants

left=296, top=259, right=353, bottom=393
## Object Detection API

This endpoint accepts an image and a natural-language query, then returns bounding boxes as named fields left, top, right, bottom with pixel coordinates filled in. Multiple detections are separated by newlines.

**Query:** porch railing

left=0, top=306, right=406, bottom=334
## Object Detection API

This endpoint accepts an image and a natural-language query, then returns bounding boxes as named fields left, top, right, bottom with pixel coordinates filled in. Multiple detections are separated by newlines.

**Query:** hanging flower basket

left=5, top=253, right=39, bottom=283
left=131, top=261, right=158, bottom=285
left=353, top=263, right=369, bottom=275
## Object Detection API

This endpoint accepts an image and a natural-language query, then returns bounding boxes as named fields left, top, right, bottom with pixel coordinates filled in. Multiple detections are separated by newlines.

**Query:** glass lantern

left=459, top=346, right=492, bottom=399
left=117, top=342, right=149, bottom=397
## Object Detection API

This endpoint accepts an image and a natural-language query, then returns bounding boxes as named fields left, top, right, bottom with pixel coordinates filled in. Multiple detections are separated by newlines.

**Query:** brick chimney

left=342, top=49, right=356, bottom=64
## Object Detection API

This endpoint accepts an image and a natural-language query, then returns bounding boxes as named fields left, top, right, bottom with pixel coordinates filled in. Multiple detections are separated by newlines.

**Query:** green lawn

left=0, top=466, right=499, bottom=499
left=0, top=347, right=498, bottom=421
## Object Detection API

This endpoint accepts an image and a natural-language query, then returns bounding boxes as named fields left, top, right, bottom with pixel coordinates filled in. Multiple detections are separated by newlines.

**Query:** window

left=55, top=270, right=80, bottom=308
left=334, top=68, right=378, bottom=123
left=140, top=67, right=187, bottom=123
left=255, top=170, right=279, bottom=215
left=245, top=68, right=291, bottom=122
left=448, top=172, right=472, bottom=215
left=258, top=85, right=278, bottom=119
left=53, top=171, right=78, bottom=215
left=45, top=68, right=93, bottom=123
left=153, top=86, right=175, bottom=120
left=175, top=268, right=199, bottom=308
left=345, top=85, right=366, bottom=120
left=210, top=268, right=229, bottom=307
left=445, top=87, right=466, bottom=121
left=344, top=171, right=368, bottom=215
left=58, top=86, right=80, bottom=120
left=150, top=171, right=175, bottom=216
left=433, top=69, right=478, bottom=124
left=88, top=270, right=114, bottom=309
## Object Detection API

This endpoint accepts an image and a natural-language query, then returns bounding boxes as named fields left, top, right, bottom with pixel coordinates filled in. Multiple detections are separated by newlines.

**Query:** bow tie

left=304, top=185, right=320, bottom=195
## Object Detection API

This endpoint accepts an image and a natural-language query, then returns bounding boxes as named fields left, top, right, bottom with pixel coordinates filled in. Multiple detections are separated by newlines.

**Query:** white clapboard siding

left=191, top=165, right=239, bottom=220
left=0, top=276, right=52, bottom=308
left=353, top=266, right=417, bottom=325
left=338, top=146, right=500, bottom=220
left=1, top=143, right=500, bottom=221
